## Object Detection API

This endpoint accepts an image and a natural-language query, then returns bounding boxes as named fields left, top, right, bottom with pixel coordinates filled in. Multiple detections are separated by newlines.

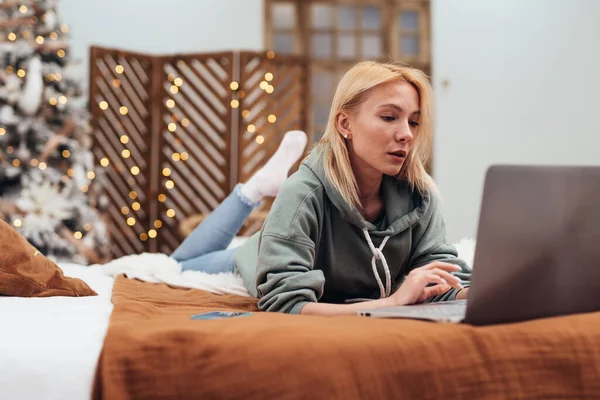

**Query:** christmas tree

left=0, top=0, right=109, bottom=264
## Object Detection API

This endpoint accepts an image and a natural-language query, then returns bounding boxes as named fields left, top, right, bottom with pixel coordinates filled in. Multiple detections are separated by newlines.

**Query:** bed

left=0, top=263, right=114, bottom=400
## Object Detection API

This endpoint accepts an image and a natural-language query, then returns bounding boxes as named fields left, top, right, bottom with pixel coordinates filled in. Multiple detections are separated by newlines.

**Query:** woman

left=173, top=61, right=471, bottom=316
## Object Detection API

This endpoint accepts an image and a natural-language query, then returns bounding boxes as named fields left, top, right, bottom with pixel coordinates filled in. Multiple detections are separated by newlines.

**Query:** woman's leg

left=171, top=130, right=307, bottom=264
left=179, top=248, right=238, bottom=273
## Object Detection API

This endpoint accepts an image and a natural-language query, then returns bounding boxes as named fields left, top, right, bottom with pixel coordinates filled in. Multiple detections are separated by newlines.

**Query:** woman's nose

left=395, top=121, right=414, bottom=142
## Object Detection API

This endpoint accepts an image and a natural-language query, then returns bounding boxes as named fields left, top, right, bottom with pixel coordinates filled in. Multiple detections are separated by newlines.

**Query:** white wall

left=58, top=0, right=265, bottom=86
left=432, top=0, right=600, bottom=242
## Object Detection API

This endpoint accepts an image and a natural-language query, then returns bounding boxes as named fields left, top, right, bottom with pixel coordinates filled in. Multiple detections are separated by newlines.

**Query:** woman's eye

left=409, top=121, right=420, bottom=127
left=381, top=115, right=396, bottom=122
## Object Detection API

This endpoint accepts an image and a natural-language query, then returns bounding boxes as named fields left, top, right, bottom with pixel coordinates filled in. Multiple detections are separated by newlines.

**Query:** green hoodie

left=234, top=149, right=471, bottom=314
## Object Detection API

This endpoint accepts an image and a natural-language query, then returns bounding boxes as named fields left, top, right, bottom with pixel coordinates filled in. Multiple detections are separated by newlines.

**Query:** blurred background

left=1, top=0, right=599, bottom=261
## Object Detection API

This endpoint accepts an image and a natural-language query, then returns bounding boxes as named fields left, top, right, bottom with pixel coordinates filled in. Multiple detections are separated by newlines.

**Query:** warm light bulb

left=81, top=185, right=89, bottom=193
left=180, top=152, right=189, bottom=161
left=49, top=97, right=57, bottom=106
left=127, top=217, right=136, bottom=226
left=35, top=36, right=44, bottom=44
left=131, top=166, right=140, bottom=175
left=166, top=209, right=176, bottom=218
left=120, top=135, right=129, bottom=144
left=266, top=85, right=274, bottom=94
left=59, top=96, right=68, bottom=104
left=259, top=81, right=268, bottom=90
left=67, top=169, right=74, bottom=177
left=84, top=224, right=92, bottom=231
left=140, top=233, right=148, bottom=241
left=57, top=49, right=65, bottom=58
left=170, top=85, right=179, bottom=94
left=50, top=32, right=58, bottom=40
left=165, top=180, right=174, bottom=189
left=119, top=106, right=128, bottom=115
left=19, top=5, right=28, bottom=13
left=30, top=159, right=38, bottom=167
left=74, top=231, right=83, bottom=240
left=268, top=114, right=277, bottom=123
left=60, top=25, right=69, bottom=33
left=230, top=81, right=239, bottom=90
left=54, top=73, right=62, bottom=81
left=13, top=219, right=22, bottom=228
left=112, top=79, right=121, bottom=88
left=129, top=191, right=137, bottom=200
left=39, top=162, right=47, bottom=170
left=181, top=118, right=190, bottom=127
left=17, top=69, right=26, bottom=78
left=174, top=78, right=183, bottom=87
left=168, top=73, right=175, bottom=82
left=132, top=202, right=141, bottom=211
left=8, top=33, right=16, bottom=41
left=242, top=110, right=250, bottom=118
left=168, top=123, right=177, bottom=132
left=266, top=50, right=275, bottom=59
left=230, top=100, right=239, bottom=108
left=121, top=206, right=130, bottom=215
left=148, top=229, right=157, bottom=239
left=87, top=171, right=96, bottom=180
left=256, top=135, right=265, bottom=144
left=172, top=153, right=181, bottom=161
left=99, top=101, right=108, bottom=110
left=115, top=65, right=124, bottom=74
left=247, top=124, right=256, bottom=133
left=265, top=72, right=274, bottom=82
left=122, top=149, right=131, bottom=158
left=162, top=168, right=171, bottom=177
left=166, top=99, right=175, bottom=108
left=154, top=220, right=163, bottom=229
left=0, top=127, right=5, bottom=135
left=158, top=194, right=166, bottom=202
left=12, top=159, right=20, bottom=167
left=62, top=150, right=70, bottom=158
left=100, top=157, right=110, bottom=167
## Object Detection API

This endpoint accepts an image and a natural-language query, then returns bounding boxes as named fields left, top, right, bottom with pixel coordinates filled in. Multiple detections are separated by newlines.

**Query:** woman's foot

left=241, top=130, right=308, bottom=202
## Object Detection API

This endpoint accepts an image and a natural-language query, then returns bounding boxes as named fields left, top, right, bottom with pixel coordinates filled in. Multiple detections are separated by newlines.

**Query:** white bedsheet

left=0, top=264, right=114, bottom=400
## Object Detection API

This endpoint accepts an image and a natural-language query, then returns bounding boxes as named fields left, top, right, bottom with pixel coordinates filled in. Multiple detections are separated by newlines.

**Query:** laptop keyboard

left=375, top=300, right=468, bottom=320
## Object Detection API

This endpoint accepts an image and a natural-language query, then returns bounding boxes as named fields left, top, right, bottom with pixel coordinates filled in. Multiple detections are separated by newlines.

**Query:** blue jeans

left=171, top=184, right=260, bottom=273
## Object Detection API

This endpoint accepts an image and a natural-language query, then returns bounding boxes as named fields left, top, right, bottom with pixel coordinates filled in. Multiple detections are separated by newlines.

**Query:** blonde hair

left=313, top=61, right=436, bottom=209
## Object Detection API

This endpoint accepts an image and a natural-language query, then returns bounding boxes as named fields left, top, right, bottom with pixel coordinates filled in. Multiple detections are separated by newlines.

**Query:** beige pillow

left=0, top=219, right=97, bottom=297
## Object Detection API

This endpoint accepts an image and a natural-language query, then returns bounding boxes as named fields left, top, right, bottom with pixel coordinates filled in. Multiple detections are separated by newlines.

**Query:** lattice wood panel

left=237, top=52, right=309, bottom=234
left=90, top=47, right=308, bottom=257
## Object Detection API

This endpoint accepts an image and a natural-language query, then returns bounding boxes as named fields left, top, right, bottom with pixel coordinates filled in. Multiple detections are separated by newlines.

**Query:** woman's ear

left=336, top=112, right=352, bottom=139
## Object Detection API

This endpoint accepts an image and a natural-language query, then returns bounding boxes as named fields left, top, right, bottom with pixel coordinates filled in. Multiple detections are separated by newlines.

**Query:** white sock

left=241, top=130, right=308, bottom=203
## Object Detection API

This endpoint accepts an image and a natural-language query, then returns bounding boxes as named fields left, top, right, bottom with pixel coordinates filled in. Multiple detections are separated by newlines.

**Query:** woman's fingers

left=430, top=268, right=464, bottom=289
left=422, top=283, right=452, bottom=300
left=422, top=261, right=462, bottom=272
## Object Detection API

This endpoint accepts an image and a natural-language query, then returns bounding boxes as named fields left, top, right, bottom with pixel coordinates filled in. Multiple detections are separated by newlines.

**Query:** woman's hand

left=386, top=261, right=464, bottom=306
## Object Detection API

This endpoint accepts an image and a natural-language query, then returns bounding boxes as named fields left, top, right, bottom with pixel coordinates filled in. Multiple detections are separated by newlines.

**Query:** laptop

left=357, top=165, right=600, bottom=325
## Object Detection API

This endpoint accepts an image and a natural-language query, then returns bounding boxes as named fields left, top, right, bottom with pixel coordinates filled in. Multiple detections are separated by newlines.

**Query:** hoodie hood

left=303, top=147, right=431, bottom=236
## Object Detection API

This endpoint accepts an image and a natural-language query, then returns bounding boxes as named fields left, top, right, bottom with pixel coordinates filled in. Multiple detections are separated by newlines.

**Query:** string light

left=119, top=106, right=128, bottom=115
left=132, top=202, right=141, bottom=211
left=87, top=171, right=96, bottom=179
left=74, top=232, right=83, bottom=240
left=168, top=73, right=176, bottom=81
left=19, top=5, right=27, bottom=13
left=50, top=32, right=58, bottom=40
left=170, top=85, right=179, bottom=94
left=0, top=127, right=5, bottom=136
left=154, top=220, right=163, bottom=229
left=172, top=153, right=181, bottom=161
left=113, top=79, right=121, bottom=88
left=127, top=217, right=136, bottom=226
left=120, top=135, right=129, bottom=144
left=181, top=118, right=190, bottom=127
left=168, top=123, right=177, bottom=132
left=230, top=81, right=239, bottom=90
left=30, top=159, right=38, bottom=167
left=67, top=169, right=74, bottom=177
left=121, top=206, right=129, bottom=215
left=6, top=66, right=13, bottom=73
left=266, top=50, right=275, bottom=59
left=268, top=114, right=277, bottom=123
left=84, top=224, right=92, bottom=231
left=158, top=194, right=166, bottom=202
left=256, top=135, right=265, bottom=144
left=165, top=180, right=174, bottom=189
left=166, top=99, right=175, bottom=108
left=148, top=229, right=157, bottom=239
left=238, top=90, right=246, bottom=99
left=81, top=185, right=89, bottom=193
left=130, top=166, right=140, bottom=175
left=122, top=149, right=131, bottom=158
left=54, top=73, right=62, bottom=81
left=59, top=96, right=68, bottom=104
left=166, top=209, right=176, bottom=218
left=230, top=100, right=239, bottom=108
left=57, top=49, right=65, bottom=58
left=8, top=33, right=16, bottom=41
left=13, top=219, right=22, bottom=228
left=60, top=25, right=69, bottom=33
left=162, top=168, right=171, bottom=177
left=247, top=124, right=256, bottom=133
left=62, top=150, right=70, bottom=158
left=266, top=85, right=274, bottom=94
left=99, top=101, right=108, bottom=110
left=259, top=81, right=268, bottom=90
left=140, top=233, right=148, bottom=241
left=49, top=97, right=57, bottom=106
left=115, top=65, right=124, bottom=74
left=22, top=31, right=30, bottom=39
left=129, top=191, right=137, bottom=200
left=242, top=110, right=250, bottom=118
left=12, top=159, right=20, bottom=167
left=39, top=162, right=47, bottom=170
left=17, top=69, right=26, bottom=78
left=174, top=78, right=183, bottom=87
left=265, top=72, right=274, bottom=82
left=100, top=157, right=110, bottom=167
left=180, top=152, right=189, bottom=161
left=35, top=36, right=44, bottom=44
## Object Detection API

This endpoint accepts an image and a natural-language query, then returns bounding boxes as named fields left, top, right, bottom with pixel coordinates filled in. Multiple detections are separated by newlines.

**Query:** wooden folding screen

left=89, top=47, right=309, bottom=257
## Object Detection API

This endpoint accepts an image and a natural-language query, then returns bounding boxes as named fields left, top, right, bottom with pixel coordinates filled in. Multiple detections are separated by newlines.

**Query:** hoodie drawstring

left=362, top=229, right=392, bottom=299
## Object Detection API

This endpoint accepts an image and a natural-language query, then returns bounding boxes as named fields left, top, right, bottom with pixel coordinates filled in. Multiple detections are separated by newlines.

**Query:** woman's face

left=338, top=80, right=421, bottom=178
